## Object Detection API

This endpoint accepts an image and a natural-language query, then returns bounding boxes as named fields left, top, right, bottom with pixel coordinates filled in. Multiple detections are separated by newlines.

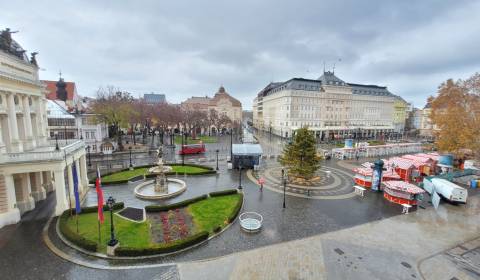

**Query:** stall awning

left=232, top=144, right=263, bottom=156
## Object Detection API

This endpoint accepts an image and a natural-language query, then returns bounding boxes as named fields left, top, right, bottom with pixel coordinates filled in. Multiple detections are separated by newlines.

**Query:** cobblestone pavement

left=178, top=194, right=480, bottom=280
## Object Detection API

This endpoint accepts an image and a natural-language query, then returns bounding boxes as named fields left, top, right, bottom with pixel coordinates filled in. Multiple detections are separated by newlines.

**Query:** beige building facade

left=0, top=35, right=88, bottom=229
left=182, top=86, right=242, bottom=130
left=253, top=72, right=400, bottom=140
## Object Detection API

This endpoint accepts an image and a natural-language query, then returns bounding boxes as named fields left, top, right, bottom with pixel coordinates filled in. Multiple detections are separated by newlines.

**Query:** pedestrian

left=258, top=177, right=265, bottom=192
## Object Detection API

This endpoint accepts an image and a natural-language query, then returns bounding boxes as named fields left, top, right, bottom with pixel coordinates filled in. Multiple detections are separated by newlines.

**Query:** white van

left=423, top=178, right=468, bottom=204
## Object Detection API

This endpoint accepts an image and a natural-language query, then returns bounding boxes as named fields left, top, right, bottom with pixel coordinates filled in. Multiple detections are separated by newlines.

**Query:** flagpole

left=76, top=213, right=79, bottom=233
left=98, top=220, right=101, bottom=243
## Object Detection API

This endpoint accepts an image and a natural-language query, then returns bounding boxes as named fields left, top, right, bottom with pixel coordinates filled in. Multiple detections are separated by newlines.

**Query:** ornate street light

left=181, top=131, right=185, bottom=166
left=54, top=131, right=59, bottom=151
left=129, top=146, right=133, bottom=170
left=238, top=164, right=243, bottom=190
left=106, top=196, right=118, bottom=247
left=216, top=149, right=219, bottom=171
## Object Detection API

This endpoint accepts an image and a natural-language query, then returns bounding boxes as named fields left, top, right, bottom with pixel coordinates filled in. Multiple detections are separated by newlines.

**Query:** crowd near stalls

left=352, top=152, right=477, bottom=207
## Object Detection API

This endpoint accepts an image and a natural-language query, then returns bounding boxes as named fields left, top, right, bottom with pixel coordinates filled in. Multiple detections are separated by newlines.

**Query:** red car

left=179, top=143, right=206, bottom=155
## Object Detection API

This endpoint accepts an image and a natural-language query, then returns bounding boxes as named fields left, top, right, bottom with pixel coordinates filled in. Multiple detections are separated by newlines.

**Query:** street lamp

left=54, top=131, right=59, bottom=151
left=106, top=196, right=118, bottom=247
left=282, top=168, right=286, bottom=208
left=230, top=128, right=233, bottom=161
left=87, top=145, right=92, bottom=167
left=129, top=146, right=133, bottom=170
left=181, top=131, right=185, bottom=166
left=238, top=165, right=243, bottom=190
left=215, top=149, right=219, bottom=171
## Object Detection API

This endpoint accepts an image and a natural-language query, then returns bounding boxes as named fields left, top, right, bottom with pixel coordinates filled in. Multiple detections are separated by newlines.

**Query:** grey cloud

left=1, top=0, right=479, bottom=108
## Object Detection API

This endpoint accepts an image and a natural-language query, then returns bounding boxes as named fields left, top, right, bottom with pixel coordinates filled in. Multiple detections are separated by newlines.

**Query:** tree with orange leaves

left=430, top=73, right=480, bottom=159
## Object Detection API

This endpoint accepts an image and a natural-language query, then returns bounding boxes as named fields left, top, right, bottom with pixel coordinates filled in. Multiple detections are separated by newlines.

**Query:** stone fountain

left=134, top=147, right=187, bottom=200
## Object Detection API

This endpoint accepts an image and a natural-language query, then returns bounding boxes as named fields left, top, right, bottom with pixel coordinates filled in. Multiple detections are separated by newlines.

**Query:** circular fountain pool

left=134, top=178, right=187, bottom=200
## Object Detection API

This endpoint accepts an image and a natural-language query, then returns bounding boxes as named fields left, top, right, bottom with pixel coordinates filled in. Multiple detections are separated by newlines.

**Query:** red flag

left=95, top=167, right=104, bottom=223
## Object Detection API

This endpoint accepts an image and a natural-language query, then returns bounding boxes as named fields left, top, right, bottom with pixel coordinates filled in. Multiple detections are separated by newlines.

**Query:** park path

left=178, top=195, right=480, bottom=280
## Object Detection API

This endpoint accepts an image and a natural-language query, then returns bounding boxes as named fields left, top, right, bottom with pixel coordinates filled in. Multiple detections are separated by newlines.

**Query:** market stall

left=385, top=157, right=416, bottom=182
left=382, top=181, right=425, bottom=205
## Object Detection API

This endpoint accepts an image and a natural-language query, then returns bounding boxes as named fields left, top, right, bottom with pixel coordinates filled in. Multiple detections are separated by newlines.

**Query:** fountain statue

left=150, top=147, right=172, bottom=193
left=134, top=146, right=186, bottom=200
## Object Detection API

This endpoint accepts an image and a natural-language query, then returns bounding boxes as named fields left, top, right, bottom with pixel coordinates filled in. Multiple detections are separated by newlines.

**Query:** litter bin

left=470, top=179, right=477, bottom=189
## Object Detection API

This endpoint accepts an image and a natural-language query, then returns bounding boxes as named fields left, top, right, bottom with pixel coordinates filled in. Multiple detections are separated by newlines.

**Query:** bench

left=353, top=185, right=366, bottom=197
left=401, top=204, right=412, bottom=214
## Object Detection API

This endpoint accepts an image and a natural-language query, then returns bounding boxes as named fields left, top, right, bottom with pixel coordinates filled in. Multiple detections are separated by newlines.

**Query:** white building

left=253, top=71, right=399, bottom=140
left=0, top=31, right=88, bottom=229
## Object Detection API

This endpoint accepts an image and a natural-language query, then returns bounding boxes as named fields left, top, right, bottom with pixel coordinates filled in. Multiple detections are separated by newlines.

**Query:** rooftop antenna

left=59, top=70, right=62, bottom=79
left=323, top=61, right=326, bottom=73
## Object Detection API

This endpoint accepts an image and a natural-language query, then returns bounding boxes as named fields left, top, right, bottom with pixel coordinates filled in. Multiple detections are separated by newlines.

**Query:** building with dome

left=0, top=29, right=88, bottom=228
left=181, top=86, right=242, bottom=132
left=253, top=71, right=405, bottom=140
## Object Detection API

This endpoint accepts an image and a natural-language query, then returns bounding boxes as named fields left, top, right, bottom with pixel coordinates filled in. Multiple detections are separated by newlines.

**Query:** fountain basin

left=134, top=178, right=187, bottom=200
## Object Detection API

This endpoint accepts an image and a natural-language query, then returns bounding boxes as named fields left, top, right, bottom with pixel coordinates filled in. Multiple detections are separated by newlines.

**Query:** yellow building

left=392, top=96, right=409, bottom=134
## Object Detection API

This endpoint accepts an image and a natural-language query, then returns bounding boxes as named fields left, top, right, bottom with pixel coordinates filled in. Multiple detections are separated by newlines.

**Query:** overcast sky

left=2, top=0, right=479, bottom=109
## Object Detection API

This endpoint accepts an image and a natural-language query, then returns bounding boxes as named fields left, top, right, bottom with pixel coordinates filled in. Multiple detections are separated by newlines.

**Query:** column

left=0, top=174, right=21, bottom=228
left=15, top=173, right=35, bottom=215
left=22, top=95, right=35, bottom=149
left=74, top=159, right=83, bottom=196
left=43, top=171, right=54, bottom=192
left=79, top=155, right=89, bottom=191
left=30, top=172, right=46, bottom=202
left=53, top=170, right=68, bottom=216
left=67, top=164, right=74, bottom=206
left=0, top=119, right=5, bottom=153
left=6, top=93, right=21, bottom=152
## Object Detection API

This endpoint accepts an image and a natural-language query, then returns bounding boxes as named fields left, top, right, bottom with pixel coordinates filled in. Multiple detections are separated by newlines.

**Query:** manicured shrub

left=213, top=226, right=222, bottom=233
left=227, top=193, right=244, bottom=223
left=58, top=211, right=97, bottom=252
left=145, top=195, right=208, bottom=212
left=115, top=231, right=209, bottom=256
left=168, top=163, right=213, bottom=170
left=78, top=202, right=125, bottom=214
left=209, top=189, right=238, bottom=197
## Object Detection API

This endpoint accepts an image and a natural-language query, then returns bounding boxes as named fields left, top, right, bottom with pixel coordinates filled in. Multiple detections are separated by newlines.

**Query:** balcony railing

left=0, top=140, right=85, bottom=164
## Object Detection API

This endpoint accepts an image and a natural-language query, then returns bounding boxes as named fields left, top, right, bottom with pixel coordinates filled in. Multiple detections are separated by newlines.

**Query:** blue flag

left=72, top=162, right=81, bottom=214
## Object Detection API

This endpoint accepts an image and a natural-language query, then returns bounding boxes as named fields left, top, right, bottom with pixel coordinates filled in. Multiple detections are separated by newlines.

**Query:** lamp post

left=87, top=145, right=92, bottom=167
left=181, top=131, right=185, bottom=166
left=282, top=168, right=286, bottom=208
left=106, top=196, right=118, bottom=247
left=230, top=128, right=233, bottom=161
left=238, top=165, right=243, bottom=190
left=129, top=146, right=133, bottom=170
left=216, top=149, right=219, bottom=171
left=54, top=131, right=59, bottom=151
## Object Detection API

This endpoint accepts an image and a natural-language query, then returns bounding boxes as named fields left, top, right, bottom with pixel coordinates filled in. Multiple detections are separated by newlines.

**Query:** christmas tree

left=280, top=127, right=321, bottom=179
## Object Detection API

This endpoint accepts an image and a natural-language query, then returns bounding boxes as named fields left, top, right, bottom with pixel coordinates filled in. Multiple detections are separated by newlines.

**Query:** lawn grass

left=170, top=165, right=210, bottom=174
left=64, top=212, right=151, bottom=253
left=188, top=194, right=242, bottom=233
left=63, top=194, right=241, bottom=254
left=174, top=135, right=217, bottom=144
left=101, top=167, right=149, bottom=183
left=101, top=165, right=212, bottom=183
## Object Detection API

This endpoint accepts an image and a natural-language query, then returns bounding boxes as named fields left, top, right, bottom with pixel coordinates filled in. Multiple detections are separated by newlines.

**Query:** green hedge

left=58, top=211, right=97, bottom=252
left=79, top=202, right=125, bottom=214
left=145, top=195, right=208, bottom=212
left=90, top=163, right=215, bottom=184
left=209, top=189, right=238, bottom=197
left=227, top=193, right=244, bottom=223
left=168, top=163, right=214, bottom=170
left=115, top=231, right=209, bottom=256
